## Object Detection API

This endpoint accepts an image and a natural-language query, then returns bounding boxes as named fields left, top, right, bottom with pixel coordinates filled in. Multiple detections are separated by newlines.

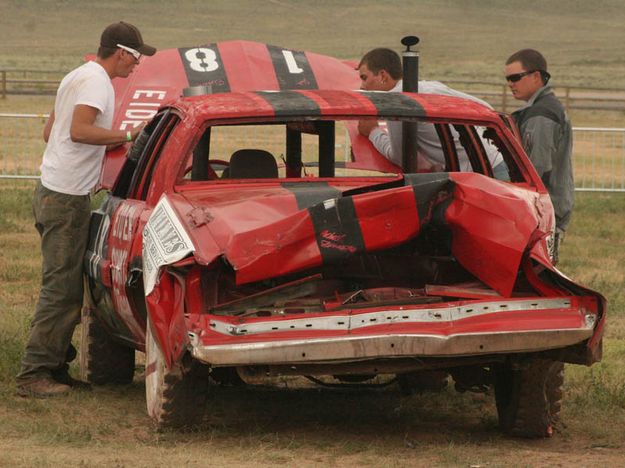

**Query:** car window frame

left=126, top=111, right=180, bottom=201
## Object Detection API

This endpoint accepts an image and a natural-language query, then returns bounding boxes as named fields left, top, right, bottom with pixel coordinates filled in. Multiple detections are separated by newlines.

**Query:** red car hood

left=162, top=172, right=551, bottom=297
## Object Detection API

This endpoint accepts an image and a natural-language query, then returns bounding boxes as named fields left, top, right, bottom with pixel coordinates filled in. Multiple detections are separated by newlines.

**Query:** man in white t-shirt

left=357, top=48, right=509, bottom=180
left=16, top=22, right=156, bottom=398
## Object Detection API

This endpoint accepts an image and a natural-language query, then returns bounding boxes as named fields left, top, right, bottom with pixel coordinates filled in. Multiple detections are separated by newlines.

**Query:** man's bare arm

left=70, top=104, right=143, bottom=145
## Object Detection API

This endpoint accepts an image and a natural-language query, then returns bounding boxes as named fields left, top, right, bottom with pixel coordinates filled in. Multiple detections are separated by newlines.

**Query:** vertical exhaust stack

left=401, top=36, right=419, bottom=92
left=401, top=36, right=420, bottom=173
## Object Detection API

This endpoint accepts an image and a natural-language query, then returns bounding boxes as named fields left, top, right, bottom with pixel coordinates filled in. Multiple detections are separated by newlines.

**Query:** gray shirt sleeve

left=520, top=115, right=558, bottom=176
left=369, top=125, right=402, bottom=166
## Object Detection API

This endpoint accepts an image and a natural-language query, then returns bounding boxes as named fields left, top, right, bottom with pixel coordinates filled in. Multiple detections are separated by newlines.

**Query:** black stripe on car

left=281, top=182, right=342, bottom=210
left=362, top=91, right=426, bottom=118
left=308, top=197, right=366, bottom=264
left=256, top=91, right=321, bottom=117
left=403, top=173, right=454, bottom=224
left=267, top=45, right=319, bottom=90
left=178, top=45, right=230, bottom=93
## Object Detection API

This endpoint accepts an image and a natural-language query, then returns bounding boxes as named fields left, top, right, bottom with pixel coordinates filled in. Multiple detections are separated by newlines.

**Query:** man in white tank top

left=16, top=22, right=155, bottom=398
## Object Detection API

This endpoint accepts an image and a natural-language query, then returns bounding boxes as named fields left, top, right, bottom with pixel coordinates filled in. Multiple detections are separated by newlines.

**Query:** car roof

left=168, top=89, right=503, bottom=125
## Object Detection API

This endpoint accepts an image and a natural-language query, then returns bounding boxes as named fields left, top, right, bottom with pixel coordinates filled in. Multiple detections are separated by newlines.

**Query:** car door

left=84, top=110, right=180, bottom=347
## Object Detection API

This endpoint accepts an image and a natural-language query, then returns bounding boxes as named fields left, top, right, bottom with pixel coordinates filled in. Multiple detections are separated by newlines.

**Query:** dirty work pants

left=16, top=182, right=90, bottom=384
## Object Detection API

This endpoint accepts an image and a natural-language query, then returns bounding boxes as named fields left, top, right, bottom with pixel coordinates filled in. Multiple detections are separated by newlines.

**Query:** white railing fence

left=573, top=127, right=625, bottom=192
left=1, top=113, right=624, bottom=191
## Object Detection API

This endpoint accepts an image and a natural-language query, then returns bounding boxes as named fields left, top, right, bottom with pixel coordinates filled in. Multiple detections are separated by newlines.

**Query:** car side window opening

left=117, top=110, right=173, bottom=199
left=112, top=112, right=167, bottom=199
left=191, top=127, right=211, bottom=181
left=430, top=120, right=519, bottom=181
left=136, top=115, right=180, bottom=201
left=124, top=112, right=180, bottom=201
left=453, top=124, right=493, bottom=177
left=482, top=125, right=524, bottom=183
left=434, top=123, right=460, bottom=172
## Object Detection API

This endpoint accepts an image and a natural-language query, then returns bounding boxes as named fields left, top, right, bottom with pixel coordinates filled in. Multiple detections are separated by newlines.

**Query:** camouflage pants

left=16, top=182, right=90, bottom=384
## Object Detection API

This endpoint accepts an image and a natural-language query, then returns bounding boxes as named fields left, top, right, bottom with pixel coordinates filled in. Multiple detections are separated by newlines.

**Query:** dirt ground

left=1, top=378, right=624, bottom=467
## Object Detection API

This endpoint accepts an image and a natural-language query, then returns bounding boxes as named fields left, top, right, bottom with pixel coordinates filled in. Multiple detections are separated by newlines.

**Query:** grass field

left=1, top=181, right=624, bottom=467
left=2, top=0, right=625, bottom=89
left=1, top=1, right=625, bottom=466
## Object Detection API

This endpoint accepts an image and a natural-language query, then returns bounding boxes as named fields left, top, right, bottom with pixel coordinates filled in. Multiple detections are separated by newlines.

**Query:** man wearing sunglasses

left=16, top=22, right=156, bottom=398
left=505, top=49, right=573, bottom=264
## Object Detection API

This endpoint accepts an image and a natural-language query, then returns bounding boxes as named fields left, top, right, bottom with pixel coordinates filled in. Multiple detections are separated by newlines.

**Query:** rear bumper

left=188, top=297, right=597, bottom=366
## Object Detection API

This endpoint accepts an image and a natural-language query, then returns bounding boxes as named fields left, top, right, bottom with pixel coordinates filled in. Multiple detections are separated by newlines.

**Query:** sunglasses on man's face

left=117, top=44, right=142, bottom=62
left=505, top=70, right=536, bottom=83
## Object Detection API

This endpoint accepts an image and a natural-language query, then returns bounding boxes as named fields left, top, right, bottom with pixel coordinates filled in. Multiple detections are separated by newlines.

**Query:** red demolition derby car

left=80, top=41, right=605, bottom=437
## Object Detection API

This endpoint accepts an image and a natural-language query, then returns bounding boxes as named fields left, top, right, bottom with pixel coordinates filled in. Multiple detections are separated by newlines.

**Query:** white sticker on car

left=143, top=196, right=195, bottom=295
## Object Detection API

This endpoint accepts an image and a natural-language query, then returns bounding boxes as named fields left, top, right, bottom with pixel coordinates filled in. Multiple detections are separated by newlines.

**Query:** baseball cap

left=100, top=21, right=156, bottom=56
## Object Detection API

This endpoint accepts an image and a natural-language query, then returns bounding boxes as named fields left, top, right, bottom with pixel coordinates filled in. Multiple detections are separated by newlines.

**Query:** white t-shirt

left=368, top=80, right=504, bottom=172
left=40, top=61, right=114, bottom=195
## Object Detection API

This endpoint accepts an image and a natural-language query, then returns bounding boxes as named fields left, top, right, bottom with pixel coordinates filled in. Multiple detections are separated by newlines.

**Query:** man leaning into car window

left=504, top=49, right=573, bottom=264
left=15, top=22, right=155, bottom=398
left=357, top=47, right=510, bottom=180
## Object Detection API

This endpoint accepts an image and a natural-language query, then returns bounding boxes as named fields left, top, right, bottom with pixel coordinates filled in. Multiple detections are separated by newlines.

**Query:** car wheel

left=79, top=307, right=135, bottom=384
left=145, top=317, right=209, bottom=430
left=494, top=359, right=564, bottom=438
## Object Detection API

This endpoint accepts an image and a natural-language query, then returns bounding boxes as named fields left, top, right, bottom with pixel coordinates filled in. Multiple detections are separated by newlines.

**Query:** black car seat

left=226, top=149, right=278, bottom=179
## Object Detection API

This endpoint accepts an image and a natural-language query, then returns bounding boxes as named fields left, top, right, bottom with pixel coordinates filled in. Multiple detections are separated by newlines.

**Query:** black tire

left=145, top=317, right=209, bottom=430
left=396, top=370, right=448, bottom=395
left=546, top=362, right=564, bottom=421
left=494, top=359, right=564, bottom=438
left=79, top=307, right=135, bottom=385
